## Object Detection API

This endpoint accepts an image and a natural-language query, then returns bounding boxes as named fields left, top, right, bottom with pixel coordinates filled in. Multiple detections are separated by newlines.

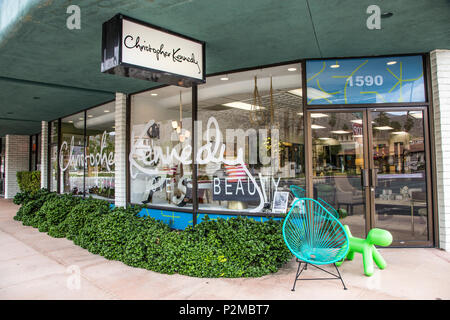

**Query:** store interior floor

left=0, top=198, right=449, bottom=300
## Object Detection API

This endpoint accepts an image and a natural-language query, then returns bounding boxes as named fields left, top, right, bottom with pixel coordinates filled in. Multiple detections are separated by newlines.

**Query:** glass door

left=369, top=108, right=432, bottom=245
left=308, top=107, right=433, bottom=246
left=309, top=110, right=369, bottom=238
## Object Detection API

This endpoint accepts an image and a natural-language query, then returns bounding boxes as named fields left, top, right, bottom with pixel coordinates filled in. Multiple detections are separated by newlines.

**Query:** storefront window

left=85, top=102, right=115, bottom=200
left=49, top=120, right=59, bottom=192
left=60, top=112, right=85, bottom=195
left=130, top=87, right=193, bottom=208
left=129, top=63, right=304, bottom=215
left=0, top=137, right=4, bottom=196
left=196, top=63, right=304, bottom=214
left=36, top=133, right=41, bottom=171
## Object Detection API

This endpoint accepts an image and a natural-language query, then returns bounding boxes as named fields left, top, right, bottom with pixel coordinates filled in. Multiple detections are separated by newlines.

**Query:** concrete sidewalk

left=0, top=198, right=449, bottom=300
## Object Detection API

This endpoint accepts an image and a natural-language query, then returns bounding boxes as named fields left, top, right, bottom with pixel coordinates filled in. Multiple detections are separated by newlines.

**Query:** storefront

left=0, top=137, right=5, bottom=197
left=37, top=50, right=436, bottom=248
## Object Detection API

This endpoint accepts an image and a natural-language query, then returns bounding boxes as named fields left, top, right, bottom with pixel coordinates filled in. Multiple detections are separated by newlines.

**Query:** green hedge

left=16, top=171, right=41, bottom=193
left=13, top=190, right=292, bottom=278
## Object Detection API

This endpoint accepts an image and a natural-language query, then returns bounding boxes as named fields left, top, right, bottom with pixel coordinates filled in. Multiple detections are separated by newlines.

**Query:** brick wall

left=4, top=135, right=30, bottom=199
left=115, top=93, right=127, bottom=207
left=431, top=49, right=450, bottom=251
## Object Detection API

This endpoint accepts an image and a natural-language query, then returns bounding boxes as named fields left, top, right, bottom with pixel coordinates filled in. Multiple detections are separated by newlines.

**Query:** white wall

left=4, top=135, right=29, bottom=199
left=431, top=49, right=450, bottom=251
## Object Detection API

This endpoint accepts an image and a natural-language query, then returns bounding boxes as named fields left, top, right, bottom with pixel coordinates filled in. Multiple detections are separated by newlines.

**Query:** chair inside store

left=290, top=185, right=339, bottom=219
left=282, top=198, right=350, bottom=291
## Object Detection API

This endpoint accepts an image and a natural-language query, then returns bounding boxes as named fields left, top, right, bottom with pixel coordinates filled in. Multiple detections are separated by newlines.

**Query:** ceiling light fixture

left=310, top=113, right=329, bottom=118
left=311, top=124, right=326, bottom=129
left=331, top=130, right=351, bottom=134
left=387, top=61, right=397, bottom=65
left=220, top=75, right=229, bottom=81
left=410, top=111, right=423, bottom=119
left=288, top=67, right=297, bottom=72
left=288, top=89, right=303, bottom=97
left=151, top=93, right=158, bottom=96
left=104, top=110, right=110, bottom=113
left=87, top=115, right=93, bottom=118
left=374, top=126, right=393, bottom=130
left=222, top=101, right=264, bottom=111
left=330, top=61, right=340, bottom=68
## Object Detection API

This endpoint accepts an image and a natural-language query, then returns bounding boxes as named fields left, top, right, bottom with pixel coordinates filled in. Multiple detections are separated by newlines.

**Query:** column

left=40, top=121, right=48, bottom=189
left=114, top=92, right=127, bottom=207
left=5, top=135, right=30, bottom=199
left=431, top=49, right=450, bottom=251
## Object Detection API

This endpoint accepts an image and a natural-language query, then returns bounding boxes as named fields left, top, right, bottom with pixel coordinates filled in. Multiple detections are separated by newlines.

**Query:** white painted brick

left=4, top=135, right=30, bottom=199
left=431, top=49, right=450, bottom=251
left=115, top=92, right=127, bottom=207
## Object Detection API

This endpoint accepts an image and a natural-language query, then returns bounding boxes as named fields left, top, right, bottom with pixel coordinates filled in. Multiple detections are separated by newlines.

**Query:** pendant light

left=249, top=75, right=266, bottom=125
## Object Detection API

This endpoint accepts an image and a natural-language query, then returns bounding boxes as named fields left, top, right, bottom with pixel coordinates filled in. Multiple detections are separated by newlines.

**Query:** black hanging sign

left=101, top=14, right=205, bottom=87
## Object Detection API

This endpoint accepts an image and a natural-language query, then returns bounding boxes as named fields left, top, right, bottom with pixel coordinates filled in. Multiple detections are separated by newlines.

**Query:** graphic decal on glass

left=306, top=55, right=425, bottom=105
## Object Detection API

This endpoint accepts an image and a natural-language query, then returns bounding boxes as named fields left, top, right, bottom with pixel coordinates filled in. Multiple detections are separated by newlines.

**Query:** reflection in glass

left=0, top=138, right=5, bottom=196
left=372, top=110, right=428, bottom=242
left=49, top=121, right=58, bottom=192
left=311, top=112, right=366, bottom=238
left=197, top=63, right=304, bottom=213
left=85, top=102, right=115, bottom=200
left=60, top=112, right=85, bottom=195
left=130, top=88, right=193, bottom=208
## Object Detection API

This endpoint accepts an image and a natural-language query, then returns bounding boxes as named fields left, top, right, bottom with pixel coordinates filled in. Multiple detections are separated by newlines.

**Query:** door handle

left=369, top=168, right=378, bottom=188
left=361, top=169, right=369, bottom=188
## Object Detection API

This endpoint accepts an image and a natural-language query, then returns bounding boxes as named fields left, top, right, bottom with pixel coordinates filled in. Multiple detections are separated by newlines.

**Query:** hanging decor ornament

left=249, top=76, right=267, bottom=126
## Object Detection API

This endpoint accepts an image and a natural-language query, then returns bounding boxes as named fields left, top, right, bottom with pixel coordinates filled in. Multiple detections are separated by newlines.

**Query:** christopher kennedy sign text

left=101, top=14, right=205, bottom=87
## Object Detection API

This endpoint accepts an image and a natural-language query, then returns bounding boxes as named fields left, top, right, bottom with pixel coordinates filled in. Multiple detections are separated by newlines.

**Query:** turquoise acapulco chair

left=283, top=198, right=350, bottom=291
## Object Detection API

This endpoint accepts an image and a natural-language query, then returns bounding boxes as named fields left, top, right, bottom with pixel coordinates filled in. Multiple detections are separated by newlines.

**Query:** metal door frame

left=306, top=106, right=434, bottom=247
left=367, top=106, right=433, bottom=247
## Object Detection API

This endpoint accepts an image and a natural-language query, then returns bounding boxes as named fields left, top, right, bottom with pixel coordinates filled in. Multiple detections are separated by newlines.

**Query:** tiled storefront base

left=137, top=208, right=282, bottom=230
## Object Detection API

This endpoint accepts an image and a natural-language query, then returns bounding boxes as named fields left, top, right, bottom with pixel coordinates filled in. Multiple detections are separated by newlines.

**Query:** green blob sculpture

left=336, top=225, right=393, bottom=276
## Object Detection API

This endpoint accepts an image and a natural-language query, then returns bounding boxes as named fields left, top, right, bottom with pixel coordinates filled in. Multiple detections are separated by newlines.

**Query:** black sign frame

left=101, top=14, right=206, bottom=87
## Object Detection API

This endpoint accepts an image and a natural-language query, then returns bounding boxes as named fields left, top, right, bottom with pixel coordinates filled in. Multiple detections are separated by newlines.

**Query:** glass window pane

left=49, top=120, right=58, bottom=192
left=130, top=87, right=193, bottom=209
left=60, top=112, right=85, bottom=195
left=372, top=110, right=429, bottom=242
left=85, top=102, right=115, bottom=200
left=197, top=63, right=304, bottom=214
left=311, top=111, right=366, bottom=238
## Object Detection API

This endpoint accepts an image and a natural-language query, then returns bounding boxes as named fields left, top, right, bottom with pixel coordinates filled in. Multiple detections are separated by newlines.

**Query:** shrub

left=13, top=188, right=52, bottom=206
left=64, top=197, right=111, bottom=241
left=15, top=189, right=56, bottom=224
left=16, top=171, right=41, bottom=193
left=13, top=192, right=292, bottom=278
left=39, top=194, right=81, bottom=237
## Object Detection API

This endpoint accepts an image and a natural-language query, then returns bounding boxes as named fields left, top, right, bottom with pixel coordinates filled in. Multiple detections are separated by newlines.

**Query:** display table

left=375, top=198, right=426, bottom=235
